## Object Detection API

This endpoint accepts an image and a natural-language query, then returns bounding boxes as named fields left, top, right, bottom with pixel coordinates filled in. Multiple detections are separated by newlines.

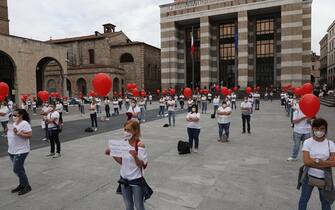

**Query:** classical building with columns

left=160, top=0, right=313, bottom=89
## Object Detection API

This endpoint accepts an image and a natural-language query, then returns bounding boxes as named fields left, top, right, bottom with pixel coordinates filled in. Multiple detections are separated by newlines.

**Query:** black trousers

left=105, top=105, right=111, bottom=117
left=90, top=113, right=98, bottom=128
left=48, top=129, right=60, bottom=153
left=114, top=108, right=119, bottom=115
left=242, top=114, right=251, bottom=133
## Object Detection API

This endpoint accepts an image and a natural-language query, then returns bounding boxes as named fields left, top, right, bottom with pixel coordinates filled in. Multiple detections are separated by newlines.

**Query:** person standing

left=231, top=92, right=237, bottom=110
left=27, top=99, right=32, bottom=112
left=208, top=92, right=212, bottom=104
left=186, top=105, right=201, bottom=153
left=32, top=100, right=37, bottom=115
left=158, top=97, right=165, bottom=117
left=105, top=120, right=148, bottom=210
left=139, top=98, right=146, bottom=122
left=89, top=100, right=98, bottom=131
left=125, top=96, right=130, bottom=111
left=118, top=97, right=123, bottom=111
left=41, top=103, right=50, bottom=142
left=148, top=94, right=153, bottom=105
left=46, top=103, right=61, bottom=158
left=127, top=99, right=141, bottom=122
left=240, top=97, right=252, bottom=134
left=201, top=94, right=207, bottom=114
left=63, top=98, right=69, bottom=113
left=167, top=97, right=176, bottom=127
left=7, top=109, right=32, bottom=195
left=80, top=98, right=85, bottom=116
left=55, top=100, right=63, bottom=126
left=254, top=91, right=261, bottom=111
left=298, top=118, right=335, bottom=210
left=0, top=101, right=10, bottom=138
left=213, top=95, right=220, bottom=116
left=187, top=98, right=194, bottom=113
left=113, top=98, right=119, bottom=116
left=217, top=101, right=232, bottom=142
left=104, top=97, right=111, bottom=120
left=287, top=105, right=311, bottom=161
left=179, top=94, right=185, bottom=110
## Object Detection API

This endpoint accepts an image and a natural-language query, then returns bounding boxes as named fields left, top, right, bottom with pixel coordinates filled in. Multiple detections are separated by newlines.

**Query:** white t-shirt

left=7, top=121, right=31, bottom=154
left=139, top=101, right=145, bottom=108
left=187, top=100, right=193, bottom=107
left=90, top=104, right=97, bottom=114
left=159, top=99, right=165, bottom=106
left=231, top=94, right=236, bottom=102
left=186, top=112, right=201, bottom=129
left=120, top=143, right=148, bottom=180
left=302, top=138, right=335, bottom=178
left=201, top=96, right=207, bottom=102
left=47, top=111, right=60, bottom=128
left=293, top=108, right=311, bottom=134
left=213, top=98, right=220, bottom=106
left=0, top=105, right=10, bottom=122
left=113, top=100, right=119, bottom=108
left=167, top=100, right=176, bottom=111
left=127, top=106, right=141, bottom=115
left=217, top=106, right=232, bottom=124
left=149, top=95, right=153, bottom=100
left=241, top=101, right=252, bottom=115
left=208, top=93, right=212, bottom=99
left=55, top=103, right=63, bottom=113
left=32, top=101, right=37, bottom=108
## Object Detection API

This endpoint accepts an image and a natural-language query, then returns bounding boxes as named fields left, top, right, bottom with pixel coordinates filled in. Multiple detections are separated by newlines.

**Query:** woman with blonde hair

left=105, top=120, right=149, bottom=210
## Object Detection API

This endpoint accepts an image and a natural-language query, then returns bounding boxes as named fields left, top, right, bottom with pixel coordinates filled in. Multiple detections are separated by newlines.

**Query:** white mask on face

left=314, top=131, right=325, bottom=138
left=124, top=131, right=133, bottom=140
left=131, top=103, right=136, bottom=107
left=192, top=108, right=196, bottom=112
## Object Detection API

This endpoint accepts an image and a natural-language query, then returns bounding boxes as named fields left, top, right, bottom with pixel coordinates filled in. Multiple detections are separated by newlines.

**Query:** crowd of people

left=0, top=87, right=334, bottom=210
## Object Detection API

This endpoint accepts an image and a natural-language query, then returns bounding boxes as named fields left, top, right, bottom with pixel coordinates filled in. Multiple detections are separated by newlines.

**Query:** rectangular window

left=256, top=40, right=274, bottom=58
left=219, top=23, right=235, bottom=39
left=88, top=49, right=95, bottom=64
left=256, top=19, right=274, bottom=35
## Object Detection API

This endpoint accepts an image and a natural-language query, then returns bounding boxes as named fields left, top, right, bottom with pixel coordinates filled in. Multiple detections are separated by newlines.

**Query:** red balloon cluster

left=183, top=88, right=192, bottom=98
left=140, top=90, right=146, bottom=97
left=299, top=93, right=320, bottom=118
left=127, top=83, right=137, bottom=92
left=20, top=95, right=28, bottom=102
left=89, top=90, right=97, bottom=97
left=162, top=89, right=167, bottom=96
left=156, top=89, right=161, bottom=95
left=202, top=89, right=209, bottom=95
left=233, top=86, right=238, bottom=92
left=38, top=91, right=49, bottom=102
left=293, top=82, right=314, bottom=96
left=245, top=87, right=252, bottom=94
left=169, top=88, right=176, bottom=96
left=0, top=82, right=9, bottom=101
left=50, top=92, right=60, bottom=98
left=132, top=88, right=139, bottom=97
left=221, top=87, right=229, bottom=96
left=92, top=73, right=112, bottom=97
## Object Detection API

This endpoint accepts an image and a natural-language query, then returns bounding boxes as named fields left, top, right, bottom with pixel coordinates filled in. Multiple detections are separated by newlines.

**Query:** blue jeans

left=213, top=105, right=219, bottom=115
left=140, top=108, right=145, bottom=121
left=9, top=153, right=30, bottom=187
left=299, top=177, right=331, bottom=210
left=121, top=184, right=145, bottom=210
left=201, top=102, right=207, bottom=113
left=187, top=128, right=200, bottom=149
left=218, top=123, right=230, bottom=138
left=168, top=111, right=175, bottom=126
left=291, top=132, right=311, bottom=158
left=158, top=106, right=165, bottom=116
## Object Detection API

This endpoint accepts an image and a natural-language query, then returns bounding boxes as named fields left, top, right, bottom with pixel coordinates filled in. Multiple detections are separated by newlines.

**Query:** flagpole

left=191, top=26, right=195, bottom=91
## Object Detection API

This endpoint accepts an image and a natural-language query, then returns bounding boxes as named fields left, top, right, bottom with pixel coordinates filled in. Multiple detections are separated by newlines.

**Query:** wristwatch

left=315, top=158, right=320, bottom=164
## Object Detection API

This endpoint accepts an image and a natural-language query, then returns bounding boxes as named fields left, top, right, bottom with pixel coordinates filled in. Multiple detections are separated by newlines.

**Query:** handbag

left=308, top=175, right=326, bottom=188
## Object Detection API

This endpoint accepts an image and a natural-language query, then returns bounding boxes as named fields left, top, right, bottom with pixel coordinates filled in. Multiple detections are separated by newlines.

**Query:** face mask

left=192, top=108, right=196, bottom=112
left=131, top=103, right=135, bottom=107
left=314, top=131, right=325, bottom=138
left=222, top=104, right=227, bottom=108
left=13, top=116, right=19, bottom=123
left=244, top=100, right=247, bottom=103
left=124, top=131, right=133, bottom=140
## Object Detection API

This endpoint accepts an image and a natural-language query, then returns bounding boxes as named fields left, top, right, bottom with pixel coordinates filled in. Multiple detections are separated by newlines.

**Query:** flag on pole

left=191, top=29, right=196, bottom=55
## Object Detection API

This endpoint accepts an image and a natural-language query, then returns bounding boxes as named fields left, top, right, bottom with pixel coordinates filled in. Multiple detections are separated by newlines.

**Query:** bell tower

left=0, top=0, right=9, bottom=35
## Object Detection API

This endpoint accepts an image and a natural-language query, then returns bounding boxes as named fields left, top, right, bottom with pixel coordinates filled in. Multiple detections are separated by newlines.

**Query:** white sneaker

left=94, top=128, right=98, bottom=132
left=53, top=153, right=61, bottom=158
left=193, top=149, right=198, bottom=153
left=287, top=157, right=297, bottom=161
left=42, top=138, right=48, bottom=141
left=142, top=120, right=146, bottom=122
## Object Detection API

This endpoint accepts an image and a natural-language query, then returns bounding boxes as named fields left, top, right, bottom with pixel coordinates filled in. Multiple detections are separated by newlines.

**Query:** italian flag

left=191, top=29, right=196, bottom=55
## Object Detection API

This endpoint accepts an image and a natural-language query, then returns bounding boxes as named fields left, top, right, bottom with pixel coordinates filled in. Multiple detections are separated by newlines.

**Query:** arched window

left=120, top=53, right=134, bottom=63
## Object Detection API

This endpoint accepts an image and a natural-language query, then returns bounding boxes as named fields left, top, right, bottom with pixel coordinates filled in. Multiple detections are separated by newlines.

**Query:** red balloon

left=156, top=89, right=161, bottom=95
left=38, top=91, right=49, bottom=102
left=215, top=86, right=220, bottom=92
left=228, top=89, right=233, bottom=95
left=127, top=83, right=133, bottom=91
left=302, top=83, right=313, bottom=95
left=140, top=90, right=146, bottom=97
left=183, top=88, right=192, bottom=98
left=89, top=90, right=97, bottom=97
left=162, top=89, right=167, bottom=96
left=233, top=86, right=238, bottom=91
left=132, top=88, right=139, bottom=97
left=299, top=94, right=320, bottom=118
left=0, top=82, right=9, bottom=97
left=92, top=73, right=112, bottom=96
left=113, top=91, right=118, bottom=97
left=221, top=87, right=229, bottom=96
left=246, top=87, right=252, bottom=94
left=294, top=87, right=303, bottom=96
left=203, top=89, right=209, bottom=95
left=20, top=95, right=27, bottom=102
left=0, top=95, right=4, bottom=102
left=256, top=86, right=260, bottom=91
left=169, top=88, right=176, bottom=96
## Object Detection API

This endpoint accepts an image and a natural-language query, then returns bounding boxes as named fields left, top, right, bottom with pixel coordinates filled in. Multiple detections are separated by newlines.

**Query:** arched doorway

left=113, top=77, right=120, bottom=93
left=36, top=57, right=63, bottom=94
left=77, top=78, right=87, bottom=96
left=0, top=51, right=16, bottom=101
left=66, top=79, right=72, bottom=97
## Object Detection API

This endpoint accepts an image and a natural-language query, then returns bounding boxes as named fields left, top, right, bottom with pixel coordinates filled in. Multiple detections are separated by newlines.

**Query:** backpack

left=177, top=140, right=190, bottom=155
left=211, top=114, right=215, bottom=119
left=85, top=127, right=94, bottom=132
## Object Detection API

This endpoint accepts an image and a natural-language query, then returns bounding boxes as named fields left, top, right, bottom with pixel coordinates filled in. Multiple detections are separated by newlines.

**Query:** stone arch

left=120, top=53, right=134, bottom=63
left=77, top=78, right=87, bottom=96
left=113, top=77, right=120, bottom=93
left=36, top=57, right=64, bottom=94
left=0, top=50, right=16, bottom=101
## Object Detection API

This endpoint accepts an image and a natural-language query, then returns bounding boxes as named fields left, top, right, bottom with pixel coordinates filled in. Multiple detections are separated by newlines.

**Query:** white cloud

left=7, top=0, right=335, bottom=54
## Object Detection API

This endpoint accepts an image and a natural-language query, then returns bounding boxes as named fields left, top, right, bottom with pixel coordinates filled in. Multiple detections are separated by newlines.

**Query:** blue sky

left=7, top=0, right=335, bottom=54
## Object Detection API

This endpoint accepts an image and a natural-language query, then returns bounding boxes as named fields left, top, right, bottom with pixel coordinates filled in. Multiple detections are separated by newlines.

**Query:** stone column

left=161, top=22, right=179, bottom=89
left=200, top=16, right=212, bottom=89
left=237, top=11, right=249, bottom=88
left=302, top=2, right=312, bottom=84
left=281, top=3, right=304, bottom=87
